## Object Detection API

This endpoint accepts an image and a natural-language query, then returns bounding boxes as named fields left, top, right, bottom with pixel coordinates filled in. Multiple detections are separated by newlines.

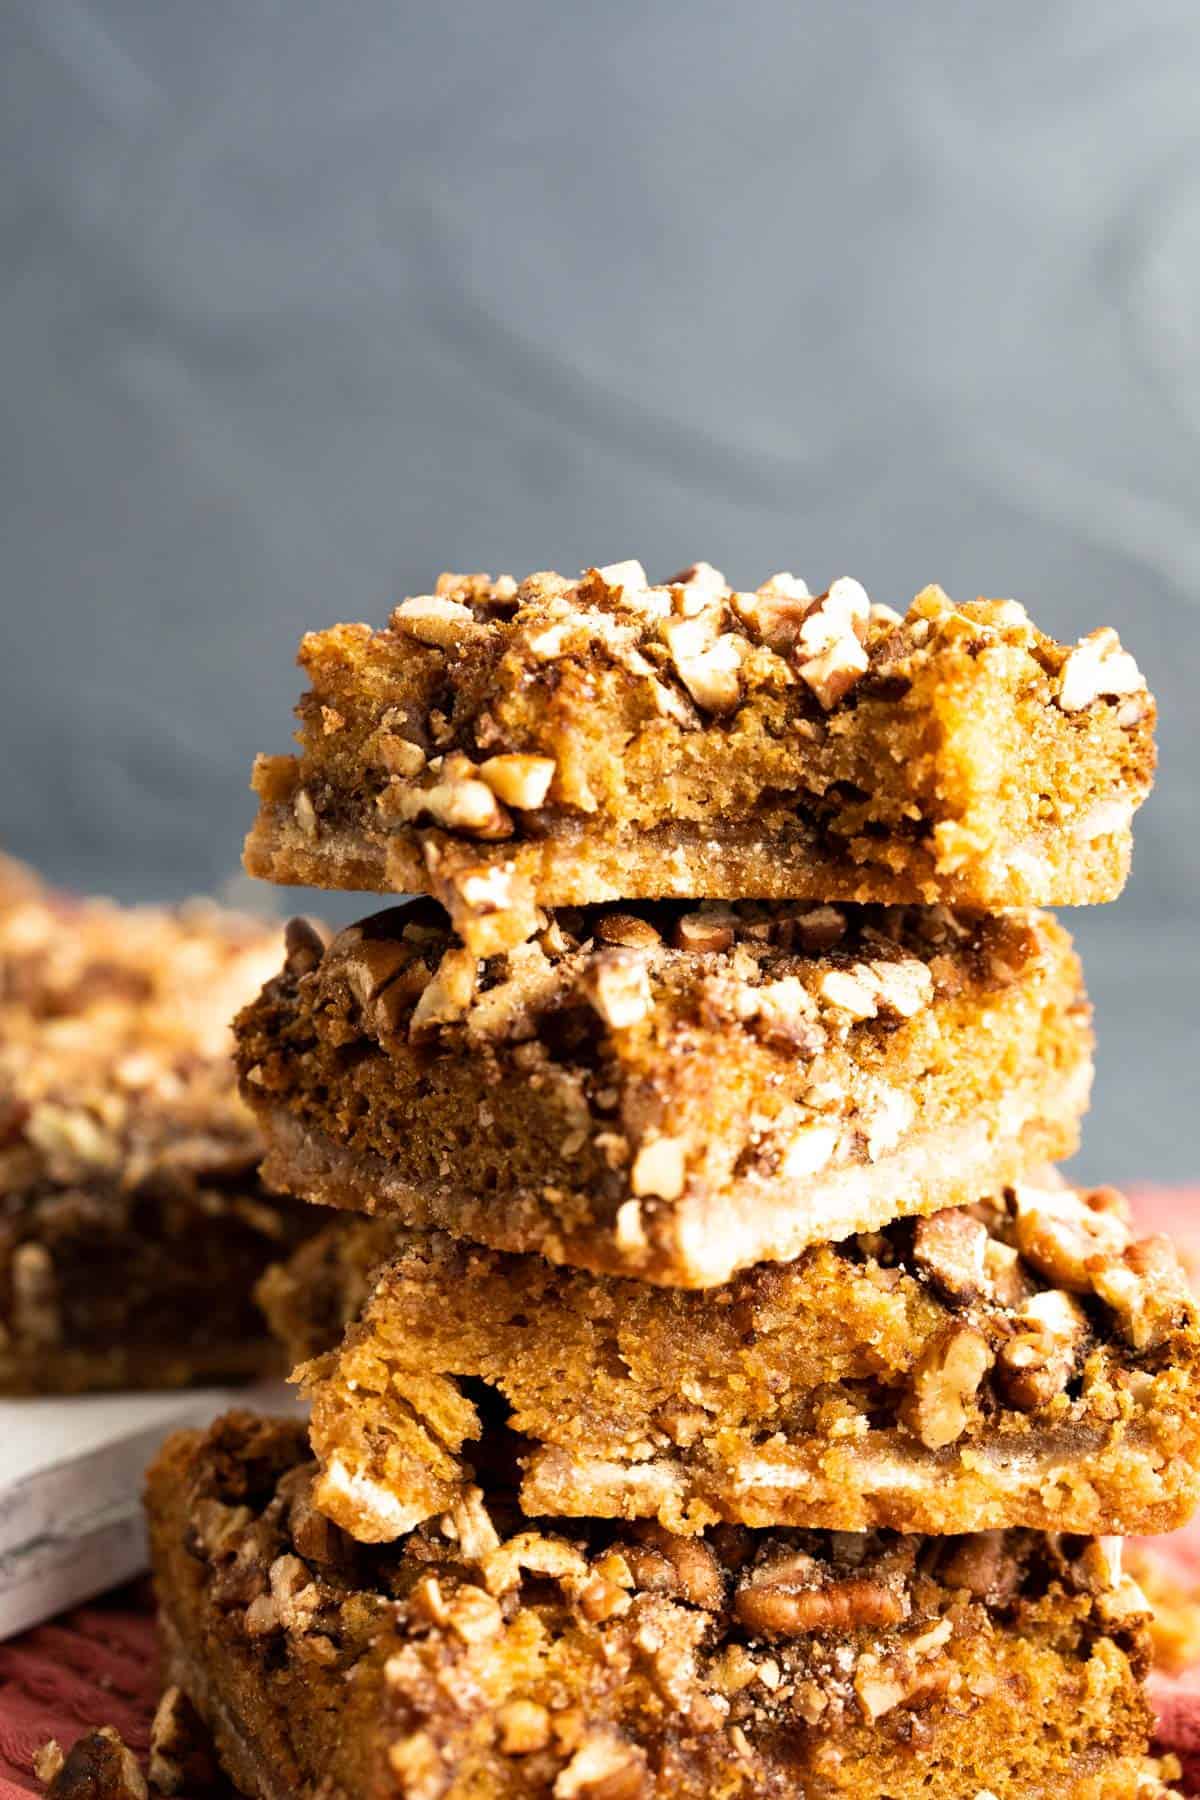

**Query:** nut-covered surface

left=261, top=1178, right=1200, bottom=1542
left=147, top=1412, right=1170, bottom=1800
left=0, top=859, right=324, bottom=1393
left=235, top=898, right=1091, bottom=1287
left=243, top=567, right=1155, bottom=949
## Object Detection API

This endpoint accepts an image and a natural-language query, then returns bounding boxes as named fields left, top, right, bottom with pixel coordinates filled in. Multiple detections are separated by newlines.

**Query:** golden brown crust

left=0, top=865, right=324, bottom=1392
left=235, top=899, right=1091, bottom=1287
left=146, top=1411, right=1170, bottom=1800
left=262, top=1187, right=1200, bottom=1542
left=243, top=568, right=1155, bottom=946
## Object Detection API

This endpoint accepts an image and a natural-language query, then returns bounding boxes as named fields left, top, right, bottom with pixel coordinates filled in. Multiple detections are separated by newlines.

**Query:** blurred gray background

left=1, top=0, right=1196, bottom=1183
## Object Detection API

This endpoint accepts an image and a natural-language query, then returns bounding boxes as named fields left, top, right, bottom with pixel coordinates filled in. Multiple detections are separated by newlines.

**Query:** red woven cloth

left=1, top=1188, right=1198, bottom=1798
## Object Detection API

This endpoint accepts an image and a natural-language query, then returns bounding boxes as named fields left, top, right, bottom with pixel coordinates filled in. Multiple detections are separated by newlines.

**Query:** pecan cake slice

left=146, top=1410, right=1177, bottom=1800
left=0, top=860, right=324, bottom=1392
left=244, top=565, right=1155, bottom=952
left=235, top=898, right=1091, bottom=1287
left=261, top=1177, right=1200, bottom=1544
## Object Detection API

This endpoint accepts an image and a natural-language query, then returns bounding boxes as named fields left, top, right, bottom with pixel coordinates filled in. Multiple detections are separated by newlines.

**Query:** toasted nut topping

left=869, top=602, right=904, bottom=628
left=796, top=577, right=870, bottom=653
left=445, top=1585, right=503, bottom=1644
left=853, top=1656, right=909, bottom=1721
left=392, top=595, right=485, bottom=646
left=596, top=559, right=649, bottom=593
left=1058, top=627, right=1146, bottom=712
left=283, top=915, right=327, bottom=977
left=797, top=633, right=869, bottom=709
left=446, top=1486, right=502, bottom=1563
left=584, top=952, right=653, bottom=1029
left=1012, top=1185, right=1127, bottom=1291
left=761, top=571, right=811, bottom=600
left=779, top=1122, right=841, bottom=1179
left=614, top=1200, right=647, bottom=1252
left=938, top=1532, right=1021, bottom=1604
left=393, top=773, right=514, bottom=840
left=596, top=912, right=663, bottom=949
left=996, top=1289, right=1087, bottom=1412
left=661, top=618, right=744, bottom=715
left=913, top=1209, right=989, bottom=1304
left=672, top=912, right=735, bottom=953
left=731, top=583, right=811, bottom=651
left=792, top=905, right=847, bottom=951
left=734, top=1565, right=907, bottom=1639
left=293, top=787, right=318, bottom=839
left=869, top=958, right=934, bottom=1019
left=555, top=1733, right=647, bottom=1800
left=1090, top=1234, right=1191, bottom=1350
left=409, top=947, right=478, bottom=1039
left=982, top=1238, right=1033, bottom=1308
left=752, top=976, right=825, bottom=1053
left=482, top=1530, right=590, bottom=1598
left=479, top=754, right=556, bottom=810
left=376, top=734, right=428, bottom=777
left=525, top=620, right=573, bottom=660
left=630, top=1135, right=688, bottom=1201
left=497, top=1700, right=552, bottom=1756
left=148, top=1685, right=222, bottom=1796
left=790, top=578, right=871, bottom=709
left=670, top=561, right=728, bottom=601
left=902, top=1324, right=993, bottom=1450
left=387, top=1731, right=443, bottom=1790
left=40, top=1728, right=148, bottom=1800
left=817, top=967, right=878, bottom=1019
left=340, top=937, right=414, bottom=1008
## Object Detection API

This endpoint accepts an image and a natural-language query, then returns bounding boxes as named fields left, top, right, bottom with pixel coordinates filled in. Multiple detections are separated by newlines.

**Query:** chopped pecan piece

left=913, top=1209, right=989, bottom=1304
left=1057, top=627, right=1145, bottom=712
left=901, top=1325, right=993, bottom=1449
left=996, top=1289, right=1087, bottom=1412
left=1012, top=1184, right=1127, bottom=1291
left=1090, top=1235, right=1192, bottom=1350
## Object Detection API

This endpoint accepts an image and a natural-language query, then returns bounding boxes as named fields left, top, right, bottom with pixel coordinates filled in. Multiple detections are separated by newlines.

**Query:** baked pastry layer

left=0, top=861, right=323, bottom=1392
left=243, top=566, right=1155, bottom=949
left=147, top=1410, right=1172, bottom=1800
left=236, top=898, right=1091, bottom=1287
left=263, top=1179, right=1200, bottom=1542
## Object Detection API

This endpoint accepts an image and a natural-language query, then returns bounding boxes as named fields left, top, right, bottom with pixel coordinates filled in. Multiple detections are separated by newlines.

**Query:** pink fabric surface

left=0, top=1586, right=160, bottom=1796
left=0, top=1188, right=1197, bottom=1797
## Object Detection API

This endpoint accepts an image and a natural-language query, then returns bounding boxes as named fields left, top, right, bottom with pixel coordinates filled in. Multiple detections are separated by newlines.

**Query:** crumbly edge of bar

left=245, top=569, right=1154, bottom=933
left=0, top=869, right=325, bottom=1388
left=146, top=1411, right=1162, bottom=1800
left=0, top=869, right=285, bottom=1200
left=0, top=1174, right=323, bottom=1392
left=236, top=900, right=1091, bottom=1286
left=271, top=1179, right=1200, bottom=1542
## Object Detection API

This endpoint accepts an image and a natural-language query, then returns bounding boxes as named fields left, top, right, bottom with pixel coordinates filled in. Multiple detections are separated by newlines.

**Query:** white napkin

left=0, top=1383, right=296, bottom=1638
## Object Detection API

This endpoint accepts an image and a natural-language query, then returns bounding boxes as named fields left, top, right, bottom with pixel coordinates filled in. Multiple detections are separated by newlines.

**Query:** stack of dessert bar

left=146, top=564, right=1195, bottom=1798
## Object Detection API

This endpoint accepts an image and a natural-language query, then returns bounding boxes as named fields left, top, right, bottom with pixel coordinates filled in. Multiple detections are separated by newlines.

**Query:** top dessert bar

left=0, top=859, right=321, bottom=1392
left=244, top=564, right=1154, bottom=950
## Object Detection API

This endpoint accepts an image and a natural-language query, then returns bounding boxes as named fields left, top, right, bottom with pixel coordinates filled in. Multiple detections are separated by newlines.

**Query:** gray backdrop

left=2, top=0, right=1197, bottom=1183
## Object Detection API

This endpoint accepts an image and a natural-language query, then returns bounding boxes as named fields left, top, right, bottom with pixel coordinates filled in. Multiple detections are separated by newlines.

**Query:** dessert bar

left=147, top=1411, right=1174, bottom=1800
left=263, top=1181, right=1200, bottom=1542
left=235, top=898, right=1091, bottom=1287
left=0, top=866, right=322, bottom=1392
left=244, top=566, right=1155, bottom=952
